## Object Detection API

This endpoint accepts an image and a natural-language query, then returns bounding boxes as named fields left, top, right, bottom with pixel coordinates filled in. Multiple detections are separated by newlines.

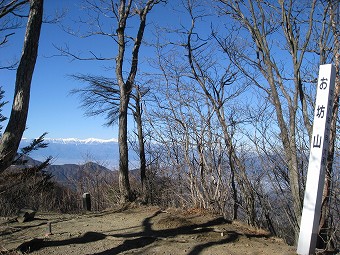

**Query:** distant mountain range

left=12, top=153, right=141, bottom=192
left=18, top=156, right=116, bottom=188
left=19, top=138, right=139, bottom=169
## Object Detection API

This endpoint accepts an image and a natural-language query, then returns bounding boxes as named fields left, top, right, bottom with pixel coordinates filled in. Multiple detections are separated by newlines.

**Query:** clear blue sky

left=1, top=0, right=188, bottom=140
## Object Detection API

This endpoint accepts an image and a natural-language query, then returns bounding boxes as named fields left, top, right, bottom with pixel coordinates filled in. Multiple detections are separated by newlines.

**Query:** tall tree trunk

left=0, top=0, right=43, bottom=173
left=319, top=1, right=339, bottom=248
left=115, top=0, right=131, bottom=203
left=118, top=91, right=131, bottom=203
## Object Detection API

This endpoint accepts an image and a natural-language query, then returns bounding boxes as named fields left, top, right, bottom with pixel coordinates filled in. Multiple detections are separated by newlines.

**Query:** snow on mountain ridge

left=22, top=137, right=118, bottom=144
left=47, top=138, right=118, bottom=144
left=19, top=137, right=138, bottom=168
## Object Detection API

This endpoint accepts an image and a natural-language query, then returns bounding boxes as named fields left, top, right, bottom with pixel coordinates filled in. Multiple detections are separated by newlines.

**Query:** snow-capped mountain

left=19, top=138, right=138, bottom=169
left=42, top=138, right=119, bottom=144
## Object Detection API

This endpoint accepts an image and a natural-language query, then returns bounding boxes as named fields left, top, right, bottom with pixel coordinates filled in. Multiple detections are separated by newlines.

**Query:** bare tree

left=180, top=0, right=256, bottom=225
left=71, top=75, right=149, bottom=202
left=144, top=0, right=257, bottom=223
left=216, top=0, right=318, bottom=242
left=0, top=0, right=43, bottom=173
left=115, top=0, right=165, bottom=202
left=62, top=0, right=164, bottom=203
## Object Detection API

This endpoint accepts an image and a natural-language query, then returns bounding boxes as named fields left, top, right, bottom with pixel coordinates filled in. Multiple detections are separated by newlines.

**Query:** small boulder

left=17, top=209, right=36, bottom=223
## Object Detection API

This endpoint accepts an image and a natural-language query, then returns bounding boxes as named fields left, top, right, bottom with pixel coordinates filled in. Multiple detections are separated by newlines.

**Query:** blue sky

left=1, top=0, right=183, bottom=140
left=1, top=0, right=219, bottom=140
left=1, top=0, right=301, bottom=141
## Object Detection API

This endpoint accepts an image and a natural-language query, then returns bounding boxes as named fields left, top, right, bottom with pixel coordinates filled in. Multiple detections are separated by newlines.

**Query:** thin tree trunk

left=229, top=147, right=238, bottom=220
left=0, top=0, right=43, bottom=173
left=135, top=91, right=147, bottom=202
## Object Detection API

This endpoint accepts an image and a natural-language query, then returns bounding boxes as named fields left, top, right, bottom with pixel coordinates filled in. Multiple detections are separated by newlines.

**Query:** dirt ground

left=0, top=205, right=297, bottom=255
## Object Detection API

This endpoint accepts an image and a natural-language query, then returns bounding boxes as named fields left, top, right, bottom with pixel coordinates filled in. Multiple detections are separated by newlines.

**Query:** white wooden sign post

left=297, top=64, right=336, bottom=255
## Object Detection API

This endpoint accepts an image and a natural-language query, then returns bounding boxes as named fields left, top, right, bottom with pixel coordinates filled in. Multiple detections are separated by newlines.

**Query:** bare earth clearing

left=0, top=205, right=296, bottom=255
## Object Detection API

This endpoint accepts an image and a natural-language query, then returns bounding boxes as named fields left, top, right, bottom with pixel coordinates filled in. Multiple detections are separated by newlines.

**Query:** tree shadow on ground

left=0, top=221, right=47, bottom=237
left=17, top=232, right=107, bottom=253
left=90, top=210, right=270, bottom=255
left=15, top=210, right=270, bottom=255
